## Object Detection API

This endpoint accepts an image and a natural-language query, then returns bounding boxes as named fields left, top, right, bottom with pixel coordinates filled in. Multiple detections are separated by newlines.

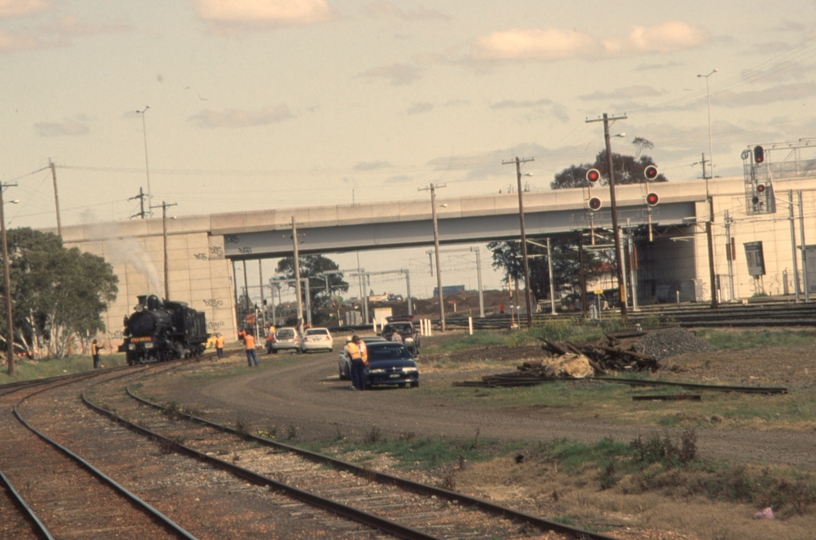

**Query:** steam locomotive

left=119, top=295, right=209, bottom=365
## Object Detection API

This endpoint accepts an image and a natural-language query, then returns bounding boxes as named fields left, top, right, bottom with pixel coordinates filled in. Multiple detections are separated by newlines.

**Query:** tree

left=274, top=254, right=349, bottom=308
left=550, top=138, right=668, bottom=190
left=0, top=228, right=118, bottom=359
left=487, top=237, right=603, bottom=304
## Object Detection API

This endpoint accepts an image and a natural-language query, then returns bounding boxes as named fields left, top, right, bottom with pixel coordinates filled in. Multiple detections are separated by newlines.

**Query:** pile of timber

left=539, top=331, right=659, bottom=375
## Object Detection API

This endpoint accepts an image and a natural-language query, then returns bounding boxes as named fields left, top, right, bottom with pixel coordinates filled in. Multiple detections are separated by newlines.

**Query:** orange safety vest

left=216, top=336, right=225, bottom=348
left=345, top=342, right=362, bottom=360
left=244, top=334, right=256, bottom=350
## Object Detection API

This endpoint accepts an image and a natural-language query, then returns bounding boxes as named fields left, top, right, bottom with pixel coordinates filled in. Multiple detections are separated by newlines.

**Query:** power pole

left=503, top=157, right=535, bottom=328
left=291, top=216, right=304, bottom=336
left=1, top=182, right=18, bottom=375
left=49, top=160, right=62, bottom=237
left=419, top=183, right=447, bottom=331
left=129, top=188, right=148, bottom=219
left=151, top=201, right=177, bottom=299
left=586, top=113, right=628, bottom=319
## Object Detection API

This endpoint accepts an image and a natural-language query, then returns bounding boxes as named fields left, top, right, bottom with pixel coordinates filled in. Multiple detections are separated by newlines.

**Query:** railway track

left=444, top=298, right=816, bottom=329
left=84, top=365, right=621, bottom=540
left=0, top=371, right=196, bottom=540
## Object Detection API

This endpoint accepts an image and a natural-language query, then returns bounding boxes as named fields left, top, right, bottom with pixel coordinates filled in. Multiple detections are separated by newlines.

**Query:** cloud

left=578, top=85, right=663, bottom=101
left=602, top=21, right=708, bottom=55
left=384, top=174, right=412, bottom=183
left=189, top=105, right=294, bottom=128
left=406, top=102, right=433, bottom=115
left=426, top=143, right=549, bottom=180
left=363, top=1, right=449, bottom=21
left=34, top=118, right=89, bottom=137
left=354, top=161, right=393, bottom=171
left=489, top=98, right=552, bottom=109
left=194, top=0, right=333, bottom=30
left=358, top=63, right=421, bottom=85
left=0, top=29, right=41, bottom=50
left=714, top=82, right=816, bottom=108
left=474, top=28, right=599, bottom=61
left=473, top=21, right=707, bottom=61
left=635, top=60, right=684, bottom=71
left=0, top=0, right=47, bottom=18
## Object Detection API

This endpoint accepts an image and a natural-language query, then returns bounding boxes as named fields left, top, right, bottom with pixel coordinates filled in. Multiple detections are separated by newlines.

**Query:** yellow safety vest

left=345, top=342, right=362, bottom=360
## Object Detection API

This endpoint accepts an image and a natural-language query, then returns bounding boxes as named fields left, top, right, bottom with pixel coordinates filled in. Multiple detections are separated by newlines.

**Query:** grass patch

left=0, top=353, right=130, bottom=385
left=696, top=328, right=816, bottom=350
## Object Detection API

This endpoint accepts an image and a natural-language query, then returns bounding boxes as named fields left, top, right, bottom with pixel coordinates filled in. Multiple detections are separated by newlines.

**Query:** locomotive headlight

left=145, top=343, right=154, bottom=349
left=128, top=344, right=136, bottom=351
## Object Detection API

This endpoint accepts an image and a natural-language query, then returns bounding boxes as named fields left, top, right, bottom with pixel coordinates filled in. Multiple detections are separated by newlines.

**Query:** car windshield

left=277, top=329, right=295, bottom=339
left=306, top=329, right=328, bottom=336
left=368, top=344, right=412, bottom=361
left=384, top=324, right=411, bottom=334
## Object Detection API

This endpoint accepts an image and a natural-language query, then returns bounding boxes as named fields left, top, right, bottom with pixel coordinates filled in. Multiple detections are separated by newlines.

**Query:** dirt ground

left=142, top=333, right=816, bottom=540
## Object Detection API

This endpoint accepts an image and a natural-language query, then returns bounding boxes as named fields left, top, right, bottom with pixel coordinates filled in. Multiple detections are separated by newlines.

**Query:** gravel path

left=144, top=349, right=816, bottom=471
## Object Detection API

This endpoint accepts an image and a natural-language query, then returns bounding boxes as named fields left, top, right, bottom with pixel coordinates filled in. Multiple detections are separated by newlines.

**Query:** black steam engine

left=119, top=295, right=209, bottom=365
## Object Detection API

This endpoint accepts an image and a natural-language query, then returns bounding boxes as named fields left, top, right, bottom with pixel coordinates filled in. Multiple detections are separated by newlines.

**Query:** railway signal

left=646, top=193, right=659, bottom=206
left=644, top=165, right=658, bottom=181
left=586, top=168, right=600, bottom=183
left=754, top=145, right=764, bottom=164
left=588, top=197, right=602, bottom=211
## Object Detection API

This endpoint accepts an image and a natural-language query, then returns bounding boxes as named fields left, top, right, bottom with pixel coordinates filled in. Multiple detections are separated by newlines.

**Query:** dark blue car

left=364, top=342, right=419, bottom=388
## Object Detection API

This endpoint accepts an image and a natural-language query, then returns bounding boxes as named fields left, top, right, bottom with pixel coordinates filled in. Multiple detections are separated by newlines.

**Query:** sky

left=3, top=0, right=816, bottom=302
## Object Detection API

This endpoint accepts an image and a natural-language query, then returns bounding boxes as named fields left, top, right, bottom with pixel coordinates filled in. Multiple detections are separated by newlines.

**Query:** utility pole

left=799, top=191, right=809, bottom=301
left=701, top=153, right=719, bottom=308
left=258, top=260, right=267, bottom=330
left=419, top=183, right=447, bottom=331
left=49, top=160, right=62, bottom=237
left=129, top=188, right=147, bottom=219
left=724, top=210, right=735, bottom=301
left=789, top=190, right=800, bottom=302
left=151, top=201, right=177, bottom=299
left=503, top=157, right=535, bottom=328
left=1, top=182, right=17, bottom=375
left=586, top=113, right=627, bottom=318
left=136, top=105, right=152, bottom=216
left=291, top=216, right=304, bottom=336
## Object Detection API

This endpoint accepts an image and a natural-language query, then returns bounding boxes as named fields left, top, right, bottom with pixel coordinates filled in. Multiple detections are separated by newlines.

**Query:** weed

left=333, top=425, right=344, bottom=441
left=364, top=425, right=382, bottom=444
left=469, top=427, right=481, bottom=450
left=286, top=423, right=297, bottom=440
left=234, top=417, right=250, bottom=436
left=399, top=431, right=415, bottom=441
left=440, top=466, right=456, bottom=490
left=599, top=461, right=618, bottom=490
left=163, top=401, right=184, bottom=420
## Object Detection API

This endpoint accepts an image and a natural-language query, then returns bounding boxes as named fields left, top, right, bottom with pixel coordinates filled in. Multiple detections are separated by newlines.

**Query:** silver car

left=271, top=327, right=300, bottom=353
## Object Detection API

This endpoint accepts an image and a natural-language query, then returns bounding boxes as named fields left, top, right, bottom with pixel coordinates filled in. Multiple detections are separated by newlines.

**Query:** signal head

left=644, top=165, right=658, bottom=181
left=754, top=145, right=765, bottom=164
left=588, top=197, right=602, bottom=211
left=756, top=184, right=766, bottom=193
left=646, top=193, right=659, bottom=207
left=586, top=168, right=601, bottom=183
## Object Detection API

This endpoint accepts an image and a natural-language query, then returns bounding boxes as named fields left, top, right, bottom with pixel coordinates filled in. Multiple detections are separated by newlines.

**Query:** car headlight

left=404, top=337, right=414, bottom=343
left=402, top=367, right=418, bottom=373
left=369, top=368, right=386, bottom=374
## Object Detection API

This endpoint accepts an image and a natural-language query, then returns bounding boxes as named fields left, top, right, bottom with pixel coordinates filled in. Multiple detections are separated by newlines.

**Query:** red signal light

left=757, top=184, right=766, bottom=193
left=646, top=193, right=659, bottom=206
left=588, top=197, right=602, bottom=211
left=644, top=165, right=658, bottom=181
left=586, top=168, right=601, bottom=183
left=754, top=145, right=764, bottom=164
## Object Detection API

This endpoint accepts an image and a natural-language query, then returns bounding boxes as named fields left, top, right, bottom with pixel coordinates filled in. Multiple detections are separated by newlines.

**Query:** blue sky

left=3, top=0, right=816, bottom=299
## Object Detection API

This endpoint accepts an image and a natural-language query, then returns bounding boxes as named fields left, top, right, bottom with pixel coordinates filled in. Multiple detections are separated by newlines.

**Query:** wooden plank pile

left=538, top=330, right=659, bottom=375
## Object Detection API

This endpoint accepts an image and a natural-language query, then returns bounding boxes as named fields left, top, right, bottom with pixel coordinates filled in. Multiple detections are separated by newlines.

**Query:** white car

left=300, top=327, right=333, bottom=353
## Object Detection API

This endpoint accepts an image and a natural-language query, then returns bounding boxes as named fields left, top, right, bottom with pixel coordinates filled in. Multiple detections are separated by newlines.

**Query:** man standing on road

left=244, top=331, right=259, bottom=367
left=345, top=335, right=366, bottom=390
left=215, top=333, right=225, bottom=359
left=91, top=339, right=104, bottom=369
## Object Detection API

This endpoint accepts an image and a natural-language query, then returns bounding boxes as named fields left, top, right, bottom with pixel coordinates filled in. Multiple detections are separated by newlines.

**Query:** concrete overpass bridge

left=58, top=174, right=809, bottom=344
